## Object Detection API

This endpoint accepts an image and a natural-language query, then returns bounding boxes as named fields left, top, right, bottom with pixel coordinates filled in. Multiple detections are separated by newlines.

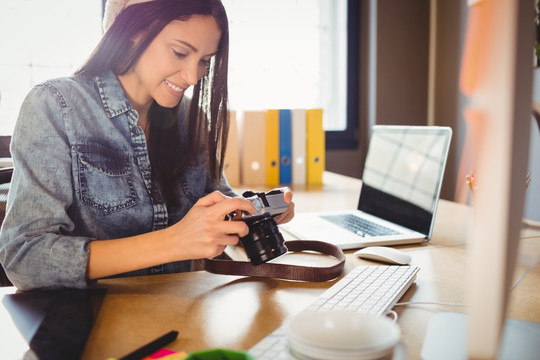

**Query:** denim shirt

left=0, top=71, right=234, bottom=290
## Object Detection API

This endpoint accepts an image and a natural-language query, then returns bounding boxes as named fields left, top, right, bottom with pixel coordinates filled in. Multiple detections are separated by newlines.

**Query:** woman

left=0, top=0, right=294, bottom=290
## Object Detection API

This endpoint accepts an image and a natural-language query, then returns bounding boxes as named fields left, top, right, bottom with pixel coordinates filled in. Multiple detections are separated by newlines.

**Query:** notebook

left=281, top=125, right=452, bottom=249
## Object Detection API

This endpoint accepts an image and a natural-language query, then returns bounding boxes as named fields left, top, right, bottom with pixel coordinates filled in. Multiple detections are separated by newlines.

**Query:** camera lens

left=240, top=213, right=288, bottom=265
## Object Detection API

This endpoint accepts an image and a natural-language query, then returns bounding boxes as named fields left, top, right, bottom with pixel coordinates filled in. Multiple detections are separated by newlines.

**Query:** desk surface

left=1, top=172, right=540, bottom=359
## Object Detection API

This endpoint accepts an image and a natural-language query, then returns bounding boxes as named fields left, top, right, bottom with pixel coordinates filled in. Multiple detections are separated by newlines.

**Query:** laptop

left=282, top=125, right=452, bottom=249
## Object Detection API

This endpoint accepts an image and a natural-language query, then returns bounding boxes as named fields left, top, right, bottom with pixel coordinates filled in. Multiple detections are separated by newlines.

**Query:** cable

left=386, top=309, right=398, bottom=322
left=387, top=303, right=464, bottom=323
left=522, top=218, right=540, bottom=231
left=511, top=265, right=534, bottom=290
left=394, top=301, right=465, bottom=308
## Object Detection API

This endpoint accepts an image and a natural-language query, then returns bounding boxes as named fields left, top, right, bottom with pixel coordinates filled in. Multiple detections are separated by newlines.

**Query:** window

left=0, top=0, right=102, bottom=135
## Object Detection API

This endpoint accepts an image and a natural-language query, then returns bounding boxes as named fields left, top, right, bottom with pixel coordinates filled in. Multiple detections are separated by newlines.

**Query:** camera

left=226, top=189, right=290, bottom=265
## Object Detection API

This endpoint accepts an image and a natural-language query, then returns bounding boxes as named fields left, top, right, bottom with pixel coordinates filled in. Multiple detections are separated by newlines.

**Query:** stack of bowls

left=284, top=311, right=401, bottom=360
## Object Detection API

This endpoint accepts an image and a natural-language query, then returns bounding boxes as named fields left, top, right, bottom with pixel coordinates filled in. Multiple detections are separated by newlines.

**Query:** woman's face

left=121, top=15, right=222, bottom=110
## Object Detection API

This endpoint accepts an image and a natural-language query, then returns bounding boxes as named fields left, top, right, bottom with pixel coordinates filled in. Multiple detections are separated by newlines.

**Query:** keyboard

left=248, top=265, right=419, bottom=359
left=321, top=214, right=399, bottom=237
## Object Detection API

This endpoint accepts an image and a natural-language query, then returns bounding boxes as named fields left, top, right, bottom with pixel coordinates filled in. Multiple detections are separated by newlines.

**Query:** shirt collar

left=95, top=70, right=133, bottom=119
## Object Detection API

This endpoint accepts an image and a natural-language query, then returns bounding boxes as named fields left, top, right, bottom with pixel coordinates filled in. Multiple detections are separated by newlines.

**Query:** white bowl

left=284, top=311, right=401, bottom=360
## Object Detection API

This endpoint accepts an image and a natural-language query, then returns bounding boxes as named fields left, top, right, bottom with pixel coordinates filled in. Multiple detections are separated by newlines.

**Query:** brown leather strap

left=203, top=240, right=345, bottom=282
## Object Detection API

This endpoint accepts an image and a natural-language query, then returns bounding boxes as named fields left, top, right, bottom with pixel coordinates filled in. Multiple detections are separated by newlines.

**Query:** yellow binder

left=265, top=109, right=280, bottom=186
left=306, top=109, right=325, bottom=185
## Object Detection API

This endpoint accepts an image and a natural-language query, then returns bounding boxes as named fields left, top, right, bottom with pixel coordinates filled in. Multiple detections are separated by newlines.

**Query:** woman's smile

left=165, top=79, right=186, bottom=96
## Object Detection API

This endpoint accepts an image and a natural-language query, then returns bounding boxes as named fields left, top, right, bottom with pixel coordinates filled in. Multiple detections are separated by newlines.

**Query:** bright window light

left=223, top=0, right=347, bottom=131
left=0, top=0, right=102, bottom=135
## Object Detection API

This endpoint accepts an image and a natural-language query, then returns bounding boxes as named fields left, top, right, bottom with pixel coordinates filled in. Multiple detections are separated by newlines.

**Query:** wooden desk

left=1, top=172, right=539, bottom=359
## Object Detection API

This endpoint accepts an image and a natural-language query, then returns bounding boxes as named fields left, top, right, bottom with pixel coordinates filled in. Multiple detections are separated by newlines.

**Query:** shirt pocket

left=75, top=143, right=137, bottom=214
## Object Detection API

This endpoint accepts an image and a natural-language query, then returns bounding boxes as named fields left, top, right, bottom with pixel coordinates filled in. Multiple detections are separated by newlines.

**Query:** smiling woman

left=0, top=0, right=296, bottom=291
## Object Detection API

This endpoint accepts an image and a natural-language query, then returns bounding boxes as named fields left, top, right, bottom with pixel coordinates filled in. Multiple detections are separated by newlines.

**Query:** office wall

left=326, top=0, right=444, bottom=191
left=430, top=0, right=466, bottom=202
left=374, top=1, right=430, bottom=129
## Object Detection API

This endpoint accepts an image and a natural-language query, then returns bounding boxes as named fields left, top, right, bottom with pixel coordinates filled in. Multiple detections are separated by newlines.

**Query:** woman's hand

left=88, top=189, right=292, bottom=280
left=167, top=191, right=256, bottom=260
left=88, top=191, right=255, bottom=280
left=273, top=187, right=295, bottom=225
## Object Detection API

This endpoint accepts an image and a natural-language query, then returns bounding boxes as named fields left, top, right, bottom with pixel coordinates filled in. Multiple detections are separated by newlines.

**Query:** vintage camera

left=226, top=189, right=290, bottom=265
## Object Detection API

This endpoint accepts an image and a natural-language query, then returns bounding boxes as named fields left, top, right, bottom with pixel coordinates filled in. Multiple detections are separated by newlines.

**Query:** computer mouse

left=354, top=246, right=412, bottom=265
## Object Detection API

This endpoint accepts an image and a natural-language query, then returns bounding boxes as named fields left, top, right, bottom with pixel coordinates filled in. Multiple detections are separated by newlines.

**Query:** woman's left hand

left=273, top=187, right=295, bottom=224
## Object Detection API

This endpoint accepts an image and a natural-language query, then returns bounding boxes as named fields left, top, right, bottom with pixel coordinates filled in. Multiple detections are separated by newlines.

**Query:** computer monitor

left=465, top=0, right=534, bottom=358
left=422, top=1, right=536, bottom=359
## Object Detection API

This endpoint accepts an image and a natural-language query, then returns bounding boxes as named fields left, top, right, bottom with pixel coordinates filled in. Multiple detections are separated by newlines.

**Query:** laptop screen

left=358, top=126, right=452, bottom=236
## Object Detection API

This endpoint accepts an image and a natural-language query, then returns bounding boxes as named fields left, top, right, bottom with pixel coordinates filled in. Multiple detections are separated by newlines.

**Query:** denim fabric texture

left=0, top=71, right=234, bottom=290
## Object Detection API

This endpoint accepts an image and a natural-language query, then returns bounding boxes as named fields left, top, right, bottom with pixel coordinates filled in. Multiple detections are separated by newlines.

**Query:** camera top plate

left=242, top=189, right=289, bottom=218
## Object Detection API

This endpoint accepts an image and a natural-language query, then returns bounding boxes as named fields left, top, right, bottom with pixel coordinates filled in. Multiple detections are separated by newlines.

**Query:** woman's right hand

left=166, top=191, right=256, bottom=261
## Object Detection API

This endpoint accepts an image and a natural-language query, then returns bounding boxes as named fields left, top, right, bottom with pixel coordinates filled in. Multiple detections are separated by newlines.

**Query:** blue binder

left=279, top=109, right=292, bottom=185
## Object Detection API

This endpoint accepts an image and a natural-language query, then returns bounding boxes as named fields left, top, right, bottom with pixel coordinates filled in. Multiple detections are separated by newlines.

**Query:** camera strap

left=202, top=240, right=345, bottom=282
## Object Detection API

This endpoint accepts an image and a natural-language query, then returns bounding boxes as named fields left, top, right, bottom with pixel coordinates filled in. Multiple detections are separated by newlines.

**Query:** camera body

left=228, top=189, right=290, bottom=265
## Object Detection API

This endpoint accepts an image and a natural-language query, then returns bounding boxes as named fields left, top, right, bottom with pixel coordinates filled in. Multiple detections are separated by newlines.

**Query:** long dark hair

left=76, top=0, right=230, bottom=205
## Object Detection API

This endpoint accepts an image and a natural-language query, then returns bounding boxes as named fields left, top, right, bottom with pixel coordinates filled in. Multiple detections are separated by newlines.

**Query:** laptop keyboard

left=248, top=264, right=420, bottom=359
left=322, top=214, right=400, bottom=237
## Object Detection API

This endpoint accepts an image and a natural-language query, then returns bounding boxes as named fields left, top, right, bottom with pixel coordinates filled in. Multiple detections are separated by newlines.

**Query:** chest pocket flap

left=75, top=142, right=137, bottom=214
